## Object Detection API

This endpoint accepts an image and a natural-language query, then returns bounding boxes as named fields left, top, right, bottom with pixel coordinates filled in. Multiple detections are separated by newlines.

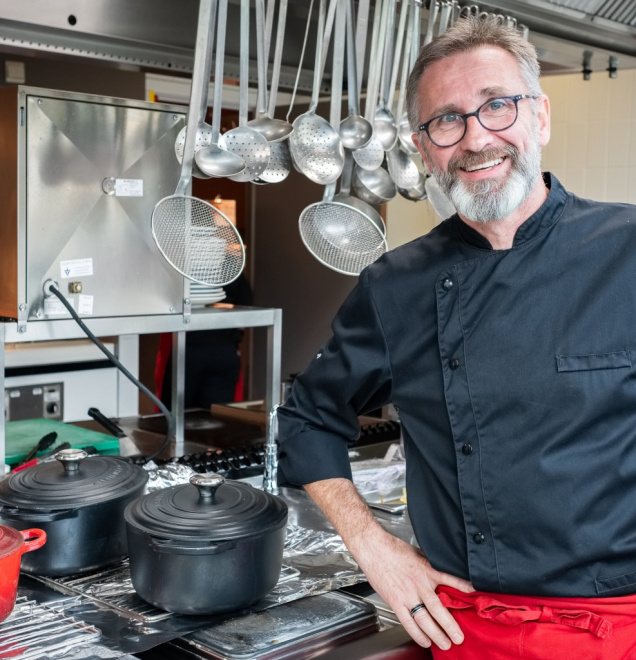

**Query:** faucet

left=262, top=404, right=280, bottom=494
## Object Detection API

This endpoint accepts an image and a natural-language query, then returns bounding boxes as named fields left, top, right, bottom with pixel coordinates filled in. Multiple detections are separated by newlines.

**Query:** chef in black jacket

left=277, top=14, right=636, bottom=659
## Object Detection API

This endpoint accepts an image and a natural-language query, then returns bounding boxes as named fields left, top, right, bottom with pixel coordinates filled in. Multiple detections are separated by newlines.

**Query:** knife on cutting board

left=87, top=407, right=141, bottom=458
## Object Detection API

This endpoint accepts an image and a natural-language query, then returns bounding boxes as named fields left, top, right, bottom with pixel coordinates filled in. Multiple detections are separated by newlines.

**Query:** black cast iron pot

left=124, top=473, right=288, bottom=615
left=0, top=448, right=148, bottom=576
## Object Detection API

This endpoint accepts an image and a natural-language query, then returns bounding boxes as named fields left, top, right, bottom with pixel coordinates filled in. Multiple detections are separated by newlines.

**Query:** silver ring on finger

left=409, top=603, right=427, bottom=617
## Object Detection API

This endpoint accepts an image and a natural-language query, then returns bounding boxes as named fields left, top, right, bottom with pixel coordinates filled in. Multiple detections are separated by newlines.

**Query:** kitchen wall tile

left=606, top=120, right=632, bottom=169
left=588, top=76, right=610, bottom=122
left=584, top=168, right=607, bottom=201
left=605, top=168, right=629, bottom=203
left=559, top=169, right=585, bottom=196
left=586, top=121, right=609, bottom=164
left=565, top=122, right=589, bottom=169
left=544, top=77, right=569, bottom=125
left=566, top=78, right=590, bottom=124
left=609, top=71, right=633, bottom=120
left=543, top=122, right=567, bottom=172
left=627, top=169, right=636, bottom=205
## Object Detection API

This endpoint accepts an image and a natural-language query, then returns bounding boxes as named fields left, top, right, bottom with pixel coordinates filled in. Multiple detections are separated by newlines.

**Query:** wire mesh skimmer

left=152, top=197, right=245, bottom=287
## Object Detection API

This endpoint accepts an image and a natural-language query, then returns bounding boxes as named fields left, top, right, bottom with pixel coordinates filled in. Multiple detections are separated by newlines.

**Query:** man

left=278, top=15, right=636, bottom=659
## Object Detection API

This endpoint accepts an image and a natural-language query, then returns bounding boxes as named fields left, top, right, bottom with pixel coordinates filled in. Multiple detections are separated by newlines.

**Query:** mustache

left=447, top=145, right=519, bottom=174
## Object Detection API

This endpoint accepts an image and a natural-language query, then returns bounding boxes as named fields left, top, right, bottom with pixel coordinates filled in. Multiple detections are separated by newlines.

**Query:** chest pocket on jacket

left=556, top=351, right=632, bottom=373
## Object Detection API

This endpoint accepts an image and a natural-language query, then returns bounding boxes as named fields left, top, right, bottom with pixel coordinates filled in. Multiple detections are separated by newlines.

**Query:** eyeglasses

left=417, top=94, right=539, bottom=148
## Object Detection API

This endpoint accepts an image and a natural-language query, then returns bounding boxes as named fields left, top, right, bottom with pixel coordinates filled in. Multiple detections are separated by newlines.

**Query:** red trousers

left=431, top=586, right=636, bottom=659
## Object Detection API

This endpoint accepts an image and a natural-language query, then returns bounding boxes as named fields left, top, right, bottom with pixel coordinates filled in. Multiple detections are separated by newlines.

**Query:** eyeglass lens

left=428, top=97, right=519, bottom=147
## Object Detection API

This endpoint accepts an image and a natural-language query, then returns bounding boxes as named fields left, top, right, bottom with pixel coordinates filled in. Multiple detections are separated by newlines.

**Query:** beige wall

left=541, top=69, right=636, bottom=203
left=385, top=68, right=636, bottom=248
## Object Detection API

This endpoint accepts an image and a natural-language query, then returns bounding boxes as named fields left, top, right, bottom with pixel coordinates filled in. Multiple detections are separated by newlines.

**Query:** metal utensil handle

left=254, top=0, right=269, bottom=116
left=388, top=0, right=410, bottom=112
left=339, top=148, right=355, bottom=196
left=319, top=0, right=341, bottom=86
left=329, top=0, right=346, bottom=129
left=308, top=0, right=327, bottom=111
left=363, top=0, right=384, bottom=120
left=176, top=0, right=216, bottom=196
left=424, top=0, right=439, bottom=45
left=263, top=0, right=276, bottom=65
left=378, top=0, right=397, bottom=107
left=286, top=0, right=315, bottom=121
left=210, top=0, right=229, bottom=141
left=438, top=1, right=451, bottom=36
left=263, top=404, right=280, bottom=494
left=238, top=0, right=249, bottom=126
left=354, top=0, right=371, bottom=99
left=267, top=0, right=289, bottom=117
left=411, top=0, right=422, bottom=67
left=345, top=0, right=361, bottom=115
left=396, top=0, right=415, bottom=119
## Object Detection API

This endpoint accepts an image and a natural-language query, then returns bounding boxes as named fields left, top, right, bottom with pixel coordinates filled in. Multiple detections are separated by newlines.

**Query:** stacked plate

left=189, top=282, right=227, bottom=308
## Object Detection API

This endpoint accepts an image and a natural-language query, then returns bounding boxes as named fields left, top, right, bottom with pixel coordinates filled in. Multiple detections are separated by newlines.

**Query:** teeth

left=464, top=157, right=503, bottom=172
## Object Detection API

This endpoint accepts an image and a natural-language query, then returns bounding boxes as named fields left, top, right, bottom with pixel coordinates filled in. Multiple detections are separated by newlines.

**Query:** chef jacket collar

left=451, top=172, right=567, bottom=250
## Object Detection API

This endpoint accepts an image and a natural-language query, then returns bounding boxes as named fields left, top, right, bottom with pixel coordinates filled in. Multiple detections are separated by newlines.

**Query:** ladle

left=373, top=0, right=398, bottom=151
left=289, top=0, right=344, bottom=185
left=353, top=163, right=397, bottom=205
left=339, top=0, right=373, bottom=151
left=352, top=0, right=386, bottom=172
left=388, top=0, right=425, bottom=194
left=246, top=0, right=293, bottom=143
left=195, top=0, right=246, bottom=178
left=222, top=0, right=271, bottom=182
left=255, top=0, right=294, bottom=184
left=397, top=0, right=425, bottom=155
left=173, top=0, right=218, bottom=179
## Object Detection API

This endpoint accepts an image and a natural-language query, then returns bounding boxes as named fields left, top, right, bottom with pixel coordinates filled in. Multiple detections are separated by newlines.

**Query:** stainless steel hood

left=0, top=0, right=636, bottom=87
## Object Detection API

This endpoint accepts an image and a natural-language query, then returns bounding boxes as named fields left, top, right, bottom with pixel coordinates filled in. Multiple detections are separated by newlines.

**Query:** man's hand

left=305, top=478, right=474, bottom=651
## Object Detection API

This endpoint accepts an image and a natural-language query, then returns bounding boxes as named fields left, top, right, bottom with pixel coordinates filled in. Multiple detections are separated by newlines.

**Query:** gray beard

left=430, top=137, right=542, bottom=224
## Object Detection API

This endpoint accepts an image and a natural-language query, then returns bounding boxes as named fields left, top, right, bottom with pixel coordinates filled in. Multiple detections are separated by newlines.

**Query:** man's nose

left=460, top=114, right=494, bottom=151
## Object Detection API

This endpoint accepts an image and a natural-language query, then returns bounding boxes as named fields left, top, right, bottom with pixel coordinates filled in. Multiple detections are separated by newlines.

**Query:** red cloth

left=431, top=586, right=636, bottom=659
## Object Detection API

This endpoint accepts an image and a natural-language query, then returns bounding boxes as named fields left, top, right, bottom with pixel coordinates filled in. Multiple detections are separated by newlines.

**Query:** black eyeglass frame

left=417, top=94, right=539, bottom=148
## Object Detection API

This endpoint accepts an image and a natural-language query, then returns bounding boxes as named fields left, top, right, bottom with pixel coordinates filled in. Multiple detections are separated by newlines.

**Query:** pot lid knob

left=55, top=448, right=88, bottom=474
left=190, top=473, right=225, bottom=502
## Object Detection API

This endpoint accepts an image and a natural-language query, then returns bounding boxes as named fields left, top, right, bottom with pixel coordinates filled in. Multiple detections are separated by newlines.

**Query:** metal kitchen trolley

left=0, top=85, right=282, bottom=467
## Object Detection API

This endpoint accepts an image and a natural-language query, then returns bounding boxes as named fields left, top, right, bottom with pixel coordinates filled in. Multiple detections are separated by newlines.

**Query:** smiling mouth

left=462, top=157, right=505, bottom=173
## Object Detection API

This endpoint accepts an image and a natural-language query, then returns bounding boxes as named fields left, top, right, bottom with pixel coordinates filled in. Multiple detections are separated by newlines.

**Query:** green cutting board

left=5, top=419, right=121, bottom=465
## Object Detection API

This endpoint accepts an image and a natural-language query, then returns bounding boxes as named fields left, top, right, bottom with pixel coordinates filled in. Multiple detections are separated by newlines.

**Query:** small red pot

left=0, top=526, right=46, bottom=623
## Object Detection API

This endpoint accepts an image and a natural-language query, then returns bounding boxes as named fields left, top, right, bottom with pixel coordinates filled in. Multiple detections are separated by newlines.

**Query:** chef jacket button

left=442, top=278, right=453, bottom=291
left=462, top=443, right=473, bottom=455
left=473, top=532, right=485, bottom=544
left=449, top=358, right=460, bottom=370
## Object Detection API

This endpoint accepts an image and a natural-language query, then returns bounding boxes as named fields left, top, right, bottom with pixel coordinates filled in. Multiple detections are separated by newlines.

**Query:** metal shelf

left=0, top=305, right=283, bottom=466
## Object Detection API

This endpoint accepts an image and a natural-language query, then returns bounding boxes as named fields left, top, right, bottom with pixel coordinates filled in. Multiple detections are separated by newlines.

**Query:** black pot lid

left=124, top=474, right=288, bottom=541
left=0, top=449, right=148, bottom=510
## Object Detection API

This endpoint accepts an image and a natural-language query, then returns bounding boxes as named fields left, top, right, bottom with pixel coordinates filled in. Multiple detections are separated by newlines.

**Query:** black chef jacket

left=278, top=173, right=636, bottom=598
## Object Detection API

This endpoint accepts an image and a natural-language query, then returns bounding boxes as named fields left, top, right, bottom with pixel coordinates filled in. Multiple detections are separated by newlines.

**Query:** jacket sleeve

left=277, top=269, right=393, bottom=486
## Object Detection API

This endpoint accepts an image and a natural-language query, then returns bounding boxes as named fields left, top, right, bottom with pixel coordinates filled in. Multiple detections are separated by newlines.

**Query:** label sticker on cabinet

left=60, top=258, right=93, bottom=279
left=115, top=179, right=143, bottom=197
left=78, top=295, right=93, bottom=315
left=45, top=297, right=75, bottom=316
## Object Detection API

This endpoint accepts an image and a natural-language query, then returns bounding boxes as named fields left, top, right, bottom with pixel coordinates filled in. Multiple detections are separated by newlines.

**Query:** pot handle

left=0, top=506, right=77, bottom=522
left=20, top=528, right=47, bottom=555
left=150, top=537, right=236, bottom=555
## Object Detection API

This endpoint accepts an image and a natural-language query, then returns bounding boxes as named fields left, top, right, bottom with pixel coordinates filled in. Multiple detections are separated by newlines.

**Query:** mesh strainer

left=152, top=196, right=245, bottom=287
left=299, top=193, right=387, bottom=276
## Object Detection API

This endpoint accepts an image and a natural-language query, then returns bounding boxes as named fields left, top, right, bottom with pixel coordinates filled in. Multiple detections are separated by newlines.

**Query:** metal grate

left=0, top=596, right=101, bottom=659
left=32, top=561, right=174, bottom=624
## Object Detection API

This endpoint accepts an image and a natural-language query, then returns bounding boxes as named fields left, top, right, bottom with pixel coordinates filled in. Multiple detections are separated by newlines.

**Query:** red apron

left=431, top=585, right=636, bottom=659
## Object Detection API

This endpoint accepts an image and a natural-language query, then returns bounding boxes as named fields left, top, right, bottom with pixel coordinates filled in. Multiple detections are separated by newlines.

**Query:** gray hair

left=406, top=15, right=543, bottom=131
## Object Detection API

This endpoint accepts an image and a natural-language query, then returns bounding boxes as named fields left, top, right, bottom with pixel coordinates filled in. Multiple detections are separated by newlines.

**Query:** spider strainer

left=152, top=196, right=245, bottom=286
left=299, top=193, right=387, bottom=276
